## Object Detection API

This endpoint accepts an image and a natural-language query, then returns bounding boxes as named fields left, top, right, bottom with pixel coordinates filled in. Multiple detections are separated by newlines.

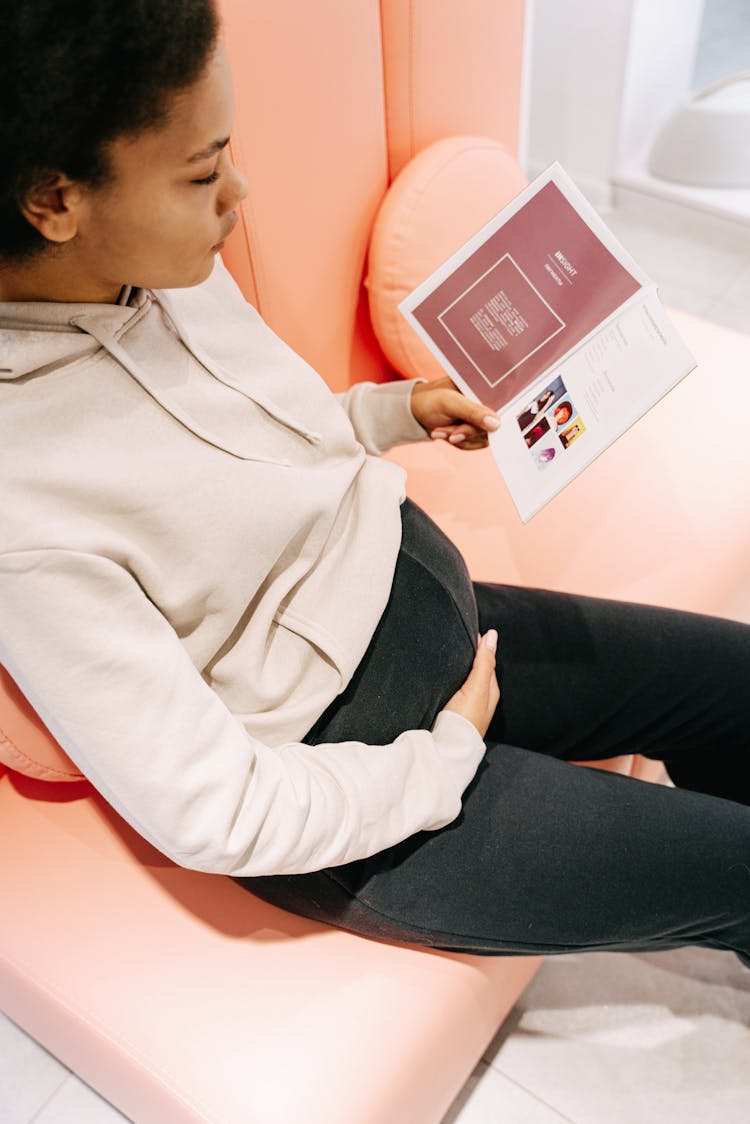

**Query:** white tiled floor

left=2, top=201, right=749, bottom=1124
left=442, top=948, right=750, bottom=1124
left=604, top=201, right=750, bottom=337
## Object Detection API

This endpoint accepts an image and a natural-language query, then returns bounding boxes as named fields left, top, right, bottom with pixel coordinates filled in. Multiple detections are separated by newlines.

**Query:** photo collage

left=515, top=374, right=586, bottom=471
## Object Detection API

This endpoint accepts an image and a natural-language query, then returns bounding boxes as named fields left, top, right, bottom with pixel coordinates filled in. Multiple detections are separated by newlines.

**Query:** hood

left=0, top=298, right=135, bottom=381
left=0, top=283, right=322, bottom=457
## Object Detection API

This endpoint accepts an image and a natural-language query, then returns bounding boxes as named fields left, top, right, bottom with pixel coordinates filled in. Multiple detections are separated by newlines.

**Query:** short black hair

left=0, top=0, right=219, bottom=262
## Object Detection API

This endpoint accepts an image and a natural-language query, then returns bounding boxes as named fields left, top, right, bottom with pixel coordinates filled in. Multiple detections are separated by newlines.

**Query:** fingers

left=428, top=394, right=500, bottom=450
left=450, top=394, right=500, bottom=434
left=430, top=425, right=490, bottom=450
left=465, top=629, right=498, bottom=687
left=476, top=629, right=500, bottom=698
left=413, top=379, right=500, bottom=450
left=483, top=628, right=498, bottom=653
left=442, top=630, right=500, bottom=736
left=429, top=415, right=498, bottom=437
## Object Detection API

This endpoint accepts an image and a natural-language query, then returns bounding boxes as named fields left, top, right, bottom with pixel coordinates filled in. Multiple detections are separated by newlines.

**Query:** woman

left=553, top=401, right=574, bottom=428
left=1, top=1, right=748, bottom=965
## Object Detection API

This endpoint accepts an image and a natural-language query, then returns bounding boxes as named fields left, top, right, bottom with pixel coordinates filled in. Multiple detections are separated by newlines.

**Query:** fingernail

left=448, top=432, right=466, bottom=444
left=484, top=629, right=498, bottom=652
left=483, top=415, right=500, bottom=431
left=431, top=430, right=448, bottom=440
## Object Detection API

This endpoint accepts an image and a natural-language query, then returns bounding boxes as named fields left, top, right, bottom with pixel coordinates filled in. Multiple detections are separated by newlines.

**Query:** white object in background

left=649, top=72, right=750, bottom=187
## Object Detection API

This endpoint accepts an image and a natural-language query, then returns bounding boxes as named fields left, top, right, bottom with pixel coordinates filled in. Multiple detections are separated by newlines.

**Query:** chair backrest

left=0, top=0, right=526, bottom=782
left=220, top=0, right=524, bottom=388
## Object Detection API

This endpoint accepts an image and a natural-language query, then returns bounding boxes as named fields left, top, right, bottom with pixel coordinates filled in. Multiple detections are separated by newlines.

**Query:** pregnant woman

left=1, top=0, right=747, bottom=966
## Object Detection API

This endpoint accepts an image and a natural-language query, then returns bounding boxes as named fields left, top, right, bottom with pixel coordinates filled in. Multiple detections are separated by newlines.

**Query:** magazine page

left=400, top=163, right=651, bottom=413
left=489, top=287, right=696, bottom=522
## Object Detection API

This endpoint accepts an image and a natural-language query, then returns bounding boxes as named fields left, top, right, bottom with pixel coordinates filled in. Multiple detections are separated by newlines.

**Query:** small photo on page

left=560, top=418, right=586, bottom=448
left=533, top=445, right=558, bottom=471
left=516, top=375, right=566, bottom=432
left=524, top=416, right=550, bottom=449
left=552, top=399, right=576, bottom=430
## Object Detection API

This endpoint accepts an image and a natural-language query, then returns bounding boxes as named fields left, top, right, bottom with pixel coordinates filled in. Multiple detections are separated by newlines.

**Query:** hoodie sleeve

left=335, top=379, right=432, bottom=454
left=0, top=549, right=485, bottom=876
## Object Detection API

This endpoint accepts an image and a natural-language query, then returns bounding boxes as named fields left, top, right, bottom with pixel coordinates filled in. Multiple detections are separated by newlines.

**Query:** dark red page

left=410, top=182, right=640, bottom=411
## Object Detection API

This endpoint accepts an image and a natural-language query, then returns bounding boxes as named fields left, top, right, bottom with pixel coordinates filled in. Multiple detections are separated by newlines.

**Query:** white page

left=398, top=163, right=696, bottom=519
left=490, top=288, right=696, bottom=521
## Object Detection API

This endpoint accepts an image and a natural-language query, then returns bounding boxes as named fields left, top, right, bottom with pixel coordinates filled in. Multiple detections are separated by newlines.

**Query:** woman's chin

left=192, top=257, right=218, bottom=285
left=150, top=257, right=217, bottom=290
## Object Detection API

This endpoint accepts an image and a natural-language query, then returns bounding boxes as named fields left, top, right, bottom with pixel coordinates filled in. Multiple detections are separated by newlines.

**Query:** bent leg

left=242, top=743, right=750, bottom=961
left=474, top=583, right=750, bottom=804
left=239, top=567, right=750, bottom=961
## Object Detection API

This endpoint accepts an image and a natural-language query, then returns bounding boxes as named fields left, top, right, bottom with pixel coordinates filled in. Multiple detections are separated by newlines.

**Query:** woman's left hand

left=410, top=377, right=500, bottom=451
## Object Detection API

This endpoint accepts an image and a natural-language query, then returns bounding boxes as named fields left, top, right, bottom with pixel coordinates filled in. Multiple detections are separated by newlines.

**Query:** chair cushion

left=0, top=666, right=82, bottom=782
left=366, top=136, right=526, bottom=380
left=0, top=768, right=541, bottom=1124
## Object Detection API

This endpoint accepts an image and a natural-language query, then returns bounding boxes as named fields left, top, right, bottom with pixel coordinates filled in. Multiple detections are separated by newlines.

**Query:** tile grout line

left=487, top=1064, right=580, bottom=1124
left=25, top=1071, right=74, bottom=1124
left=721, top=248, right=750, bottom=289
left=606, top=208, right=750, bottom=335
left=606, top=210, right=749, bottom=288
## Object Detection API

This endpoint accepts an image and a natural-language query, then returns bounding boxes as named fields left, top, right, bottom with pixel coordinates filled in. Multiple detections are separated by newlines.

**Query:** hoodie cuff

left=337, top=378, right=431, bottom=454
left=431, top=709, right=486, bottom=792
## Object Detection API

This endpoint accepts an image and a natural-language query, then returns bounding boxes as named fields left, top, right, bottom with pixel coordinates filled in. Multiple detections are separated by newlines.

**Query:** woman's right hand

left=443, top=630, right=500, bottom=738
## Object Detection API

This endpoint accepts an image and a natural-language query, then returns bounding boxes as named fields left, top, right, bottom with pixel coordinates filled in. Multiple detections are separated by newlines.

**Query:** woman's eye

left=192, top=170, right=220, bottom=186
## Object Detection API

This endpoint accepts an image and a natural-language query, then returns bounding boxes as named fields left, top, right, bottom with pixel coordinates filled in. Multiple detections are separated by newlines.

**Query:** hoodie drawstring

left=70, top=309, right=322, bottom=464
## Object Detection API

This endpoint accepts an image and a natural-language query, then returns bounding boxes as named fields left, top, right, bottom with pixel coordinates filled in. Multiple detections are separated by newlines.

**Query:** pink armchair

left=2, top=2, right=750, bottom=1122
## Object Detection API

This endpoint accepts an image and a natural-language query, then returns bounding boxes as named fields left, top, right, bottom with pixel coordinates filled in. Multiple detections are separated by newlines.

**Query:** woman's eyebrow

left=186, top=136, right=230, bottom=163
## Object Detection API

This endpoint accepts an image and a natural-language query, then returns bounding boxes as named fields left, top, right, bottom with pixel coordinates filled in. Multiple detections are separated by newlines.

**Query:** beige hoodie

left=0, top=258, right=484, bottom=876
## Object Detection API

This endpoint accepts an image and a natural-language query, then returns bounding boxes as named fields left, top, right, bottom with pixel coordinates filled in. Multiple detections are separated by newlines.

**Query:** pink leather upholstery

left=1, top=1, right=749, bottom=1122
left=379, top=0, right=525, bottom=178
left=0, top=666, right=82, bottom=781
left=0, top=769, right=540, bottom=1124
left=366, top=136, right=528, bottom=380
left=220, top=0, right=392, bottom=390
left=390, top=311, right=750, bottom=618
left=0, top=5, right=543, bottom=1122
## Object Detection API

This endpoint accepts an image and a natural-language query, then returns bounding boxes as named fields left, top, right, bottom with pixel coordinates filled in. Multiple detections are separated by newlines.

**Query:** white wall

left=524, top=0, right=704, bottom=207
left=524, top=0, right=636, bottom=206
left=617, top=0, right=704, bottom=171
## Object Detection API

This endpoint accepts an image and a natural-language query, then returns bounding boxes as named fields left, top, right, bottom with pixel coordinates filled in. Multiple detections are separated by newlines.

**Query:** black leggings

left=235, top=502, right=750, bottom=964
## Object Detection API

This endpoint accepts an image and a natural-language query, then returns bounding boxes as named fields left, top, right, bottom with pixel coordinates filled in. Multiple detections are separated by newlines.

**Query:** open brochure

left=399, top=163, right=696, bottom=522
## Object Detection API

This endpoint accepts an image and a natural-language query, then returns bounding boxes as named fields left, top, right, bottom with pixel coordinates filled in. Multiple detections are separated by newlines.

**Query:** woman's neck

left=0, top=252, right=121, bottom=304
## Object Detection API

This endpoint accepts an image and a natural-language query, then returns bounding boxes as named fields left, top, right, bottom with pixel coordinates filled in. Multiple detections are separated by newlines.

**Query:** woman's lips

left=212, top=213, right=238, bottom=252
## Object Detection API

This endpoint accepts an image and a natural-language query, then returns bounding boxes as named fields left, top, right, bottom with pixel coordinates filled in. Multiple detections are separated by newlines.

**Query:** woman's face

left=29, top=43, right=248, bottom=300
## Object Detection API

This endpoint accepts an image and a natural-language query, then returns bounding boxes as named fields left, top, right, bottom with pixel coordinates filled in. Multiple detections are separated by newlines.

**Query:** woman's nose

left=223, top=160, right=249, bottom=211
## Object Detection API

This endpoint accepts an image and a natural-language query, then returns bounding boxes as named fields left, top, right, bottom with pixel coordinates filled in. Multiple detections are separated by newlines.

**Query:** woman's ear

left=19, top=174, right=84, bottom=245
